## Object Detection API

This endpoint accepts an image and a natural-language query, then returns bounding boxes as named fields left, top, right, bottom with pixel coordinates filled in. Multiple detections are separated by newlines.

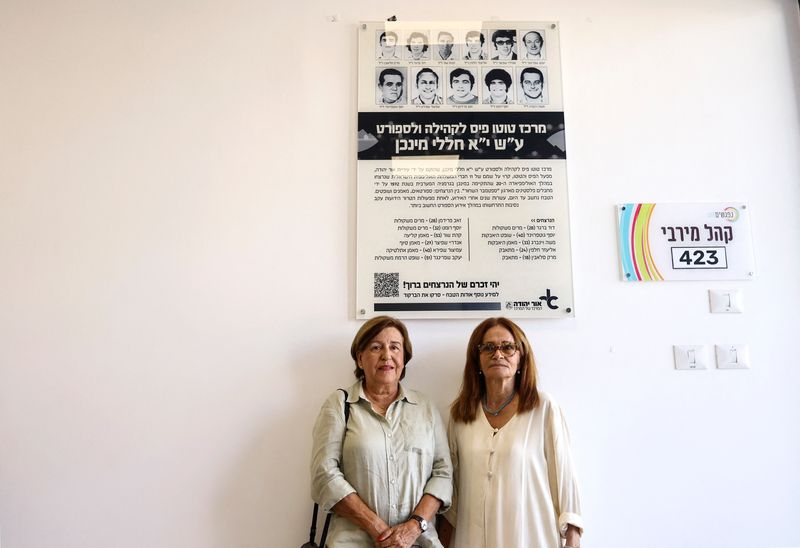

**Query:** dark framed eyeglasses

left=495, top=39, right=513, bottom=45
left=477, top=342, right=518, bottom=356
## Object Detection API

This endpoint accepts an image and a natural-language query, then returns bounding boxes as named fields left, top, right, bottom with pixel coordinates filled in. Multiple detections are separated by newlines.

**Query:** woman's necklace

left=482, top=391, right=516, bottom=416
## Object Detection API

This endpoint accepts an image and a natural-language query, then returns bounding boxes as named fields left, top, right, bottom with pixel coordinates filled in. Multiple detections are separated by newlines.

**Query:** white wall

left=1, top=1, right=799, bottom=547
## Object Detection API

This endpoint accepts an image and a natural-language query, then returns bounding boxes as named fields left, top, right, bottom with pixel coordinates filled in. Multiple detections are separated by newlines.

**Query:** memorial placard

left=357, top=22, right=574, bottom=318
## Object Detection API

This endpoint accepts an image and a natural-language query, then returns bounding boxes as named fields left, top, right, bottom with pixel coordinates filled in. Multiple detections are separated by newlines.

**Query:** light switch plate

left=709, top=289, right=743, bottom=313
left=673, top=345, right=710, bottom=370
left=716, top=344, right=750, bottom=369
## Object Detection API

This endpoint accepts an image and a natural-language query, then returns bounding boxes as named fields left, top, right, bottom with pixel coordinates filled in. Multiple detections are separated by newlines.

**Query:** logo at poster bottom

left=505, top=300, right=543, bottom=311
left=505, top=290, right=559, bottom=311
left=539, top=289, right=559, bottom=310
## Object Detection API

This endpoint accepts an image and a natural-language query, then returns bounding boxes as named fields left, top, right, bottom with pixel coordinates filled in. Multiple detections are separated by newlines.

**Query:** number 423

left=671, top=247, right=727, bottom=269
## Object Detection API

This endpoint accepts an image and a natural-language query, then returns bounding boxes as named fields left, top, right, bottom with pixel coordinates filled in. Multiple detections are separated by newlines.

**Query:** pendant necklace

left=482, top=391, right=516, bottom=416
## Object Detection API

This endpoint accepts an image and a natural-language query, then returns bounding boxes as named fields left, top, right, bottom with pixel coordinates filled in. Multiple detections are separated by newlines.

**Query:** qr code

left=374, top=272, right=399, bottom=298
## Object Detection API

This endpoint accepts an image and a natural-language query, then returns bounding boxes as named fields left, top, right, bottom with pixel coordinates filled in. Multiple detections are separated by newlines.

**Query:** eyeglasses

left=495, top=39, right=512, bottom=45
left=477, top=342, right=518, bottom=356
left=523, top=79, right=543, bottom=87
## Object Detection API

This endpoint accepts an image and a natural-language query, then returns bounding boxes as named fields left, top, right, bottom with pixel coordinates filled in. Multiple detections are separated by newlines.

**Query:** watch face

left=413, top=515, right=428, bottom=531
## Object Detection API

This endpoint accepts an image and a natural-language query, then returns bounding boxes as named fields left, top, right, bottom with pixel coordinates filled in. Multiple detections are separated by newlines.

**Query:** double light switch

left=674, top=344, right=750, bottom=370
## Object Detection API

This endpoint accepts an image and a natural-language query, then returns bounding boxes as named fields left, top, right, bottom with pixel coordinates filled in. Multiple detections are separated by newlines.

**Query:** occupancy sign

left=617, top=202, right=756, bottom=281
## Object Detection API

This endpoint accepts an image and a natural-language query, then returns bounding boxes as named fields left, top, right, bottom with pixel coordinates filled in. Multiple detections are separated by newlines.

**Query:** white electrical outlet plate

left=716, top=344, right=750, bottom=369
left=709, top=289, right=743, bottom=313
left=673, top=345, right=710, bottom=370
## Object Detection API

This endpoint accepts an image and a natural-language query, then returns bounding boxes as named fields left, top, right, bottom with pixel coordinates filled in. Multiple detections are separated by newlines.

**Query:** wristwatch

left=409, top=514, right=428, bottom=532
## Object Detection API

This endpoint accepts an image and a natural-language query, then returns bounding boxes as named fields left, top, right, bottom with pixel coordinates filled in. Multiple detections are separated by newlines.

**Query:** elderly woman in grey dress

left=311, top=316, right=452, bottom=547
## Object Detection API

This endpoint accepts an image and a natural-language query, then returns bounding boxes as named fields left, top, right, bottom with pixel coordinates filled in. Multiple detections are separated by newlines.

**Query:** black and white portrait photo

left=376, top=30, right=400, bottom=60
left=434, top=30, right=457, bottom=61
left=412, top=67, right=444, bottom=105
left=405, top=31, right=430, bottom=61
left=376, top=67, right=407, bottom=105
left=448, top=67, right=479, bottom=104
left=521, top=29, right=546, bottom=60
left=463, top=30, right=486, bottom=61
left=482, top=68, right=514, bottom=104
left=490, top=29, right=517, bottom=60
left=518, top=66, right=547, bottom=105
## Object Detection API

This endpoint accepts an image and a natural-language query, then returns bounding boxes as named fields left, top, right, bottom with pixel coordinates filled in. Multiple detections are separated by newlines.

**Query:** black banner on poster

left=358, top=111, right=566, bottom=161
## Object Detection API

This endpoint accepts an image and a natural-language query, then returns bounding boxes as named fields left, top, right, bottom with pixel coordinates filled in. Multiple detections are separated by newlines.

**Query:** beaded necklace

left=482, top=392, right=516, bottom=416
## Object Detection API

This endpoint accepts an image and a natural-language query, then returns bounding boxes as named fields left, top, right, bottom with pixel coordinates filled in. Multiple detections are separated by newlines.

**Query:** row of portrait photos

left=376, top=66, right=549, bottom=107
left=375, top=28, right=548, bottom=62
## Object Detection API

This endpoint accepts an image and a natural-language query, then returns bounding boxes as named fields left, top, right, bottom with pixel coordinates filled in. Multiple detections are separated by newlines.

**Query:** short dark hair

left=491, top=29, right=516, bottom=44
left=465, top=30, right=485, bottom=45
left=450, top=67, right=475, bottom=87
left=380, top=31, right=398, bottom=43
left=416, top=68, right=438, bottom=85
left=350, top=316, right=413, bottom=380
left=379, top=68, right=404, bottom=86
left=406, top=31, right=429, bottom=53
left=484, top=68, right=511, bottom=89
left=520, top=66, right=544, bottom=85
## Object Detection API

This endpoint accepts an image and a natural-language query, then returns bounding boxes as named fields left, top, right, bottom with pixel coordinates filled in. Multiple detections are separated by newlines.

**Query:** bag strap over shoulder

left=307, top=389, right=350, bottom=548
left=338, top=388, right=350, bottom=424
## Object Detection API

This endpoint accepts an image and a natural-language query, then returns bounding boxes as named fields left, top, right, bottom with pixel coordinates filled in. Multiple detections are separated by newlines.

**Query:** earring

left=478, top=370, right=483, bottom=375
left=516, top=369, right=521, bottom=375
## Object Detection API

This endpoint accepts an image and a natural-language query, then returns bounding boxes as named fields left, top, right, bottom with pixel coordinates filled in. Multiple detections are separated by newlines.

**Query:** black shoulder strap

left=337, top=388, right=351, bottom=424
left=313, top=389, right=350, bottom=548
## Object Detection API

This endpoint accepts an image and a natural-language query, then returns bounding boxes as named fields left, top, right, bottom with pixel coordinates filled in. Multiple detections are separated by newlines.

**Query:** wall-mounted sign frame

left=356, top=21, right=575, bottom=319
left=617, top=202, right=756, bottom=282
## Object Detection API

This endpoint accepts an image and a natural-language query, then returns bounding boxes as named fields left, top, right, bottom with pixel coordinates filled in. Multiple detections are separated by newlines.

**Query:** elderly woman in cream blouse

left=440, top=317, right=583, bottom=548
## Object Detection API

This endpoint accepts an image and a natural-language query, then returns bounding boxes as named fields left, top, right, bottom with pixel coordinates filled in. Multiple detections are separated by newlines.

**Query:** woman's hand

left=564, top=523, right=581, bottom=548
left=330, top=493, right=390, bottom=542
left=375, top=519, right=421, bottom=548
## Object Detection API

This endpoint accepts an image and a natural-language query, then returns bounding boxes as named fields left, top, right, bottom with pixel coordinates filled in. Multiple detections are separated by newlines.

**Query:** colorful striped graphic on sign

left=619, top=203, right=664, bottom=281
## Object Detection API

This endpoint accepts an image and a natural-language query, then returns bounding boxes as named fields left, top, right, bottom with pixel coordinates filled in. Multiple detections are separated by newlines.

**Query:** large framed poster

left=356, top=21, right=574, bottom=319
